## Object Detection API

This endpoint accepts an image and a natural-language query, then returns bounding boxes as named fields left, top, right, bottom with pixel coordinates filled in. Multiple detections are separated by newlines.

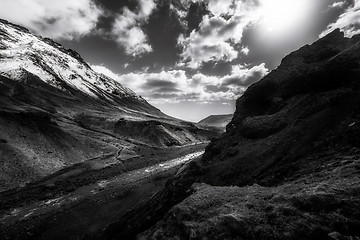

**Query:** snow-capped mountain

left=0, top=18, right=220, bottom=192
left=0, top=19, right=139, bottom=102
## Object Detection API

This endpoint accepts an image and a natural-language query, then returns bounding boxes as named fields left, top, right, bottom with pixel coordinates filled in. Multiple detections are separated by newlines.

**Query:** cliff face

left=136, top=30, right=360, bottom=240
left=200, top=29, right=360, bottom=186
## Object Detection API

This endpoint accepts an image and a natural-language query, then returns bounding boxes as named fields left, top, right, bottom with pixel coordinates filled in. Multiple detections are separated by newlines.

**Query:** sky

left=0, top=0, right=359, bottom=122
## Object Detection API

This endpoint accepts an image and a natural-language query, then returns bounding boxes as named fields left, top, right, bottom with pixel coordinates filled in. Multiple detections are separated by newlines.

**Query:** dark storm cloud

left=131, top=2, right=184, bottom=71
left=94, top=0, right=138, bottom=13
left=184, top=93, right=202, bottom=100
left=199, top=17, right=227, bottom=36
left=149, top=92, right=200, bottom=101
left=199, top=61, right=233, bottom=76
left=223, top=77, right=243, bottom=86
left=150, top=92, right=180, bottom=99
left=185, top=2, right=209, bottom=35
left=157, top=87, right=181, bottom=92
left=145, top=79, right=177, bottom=88
left=144, top=78, right=181, bottom=95
left=205, top=85, right=230, bottom=93
left=94, top=15, right=115, bottom=32
left=218, top=19, right=239, bottom=36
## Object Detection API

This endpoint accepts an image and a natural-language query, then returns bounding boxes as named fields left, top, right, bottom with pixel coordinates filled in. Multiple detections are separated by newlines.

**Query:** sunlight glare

left=260, top=0, right=311, bottom=34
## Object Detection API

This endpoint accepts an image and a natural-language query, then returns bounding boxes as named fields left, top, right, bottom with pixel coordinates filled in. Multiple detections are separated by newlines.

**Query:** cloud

left=241, top=46, right=250, bottom=55
left=91, top=62, right=268, bottom=104
left=330, top=1, right=346, bottom=8
left=111, top=0, right=155, bottom=56
left=176, top=0, right=261, bottom=68
left=321, top=0, right=360, bottom=37
left=223, top=63, right=268, bottom=86
left=0, top=0, right=102, bottom=40
left=207, top=0, right=234, bottom=16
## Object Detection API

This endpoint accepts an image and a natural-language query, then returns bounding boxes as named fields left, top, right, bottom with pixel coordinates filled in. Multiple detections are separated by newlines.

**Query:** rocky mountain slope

left=0, top=19, right=140, bottom=104
left=0, top=19, right=218, bottom=192
left=198, top=114, right=233, bottom=130
left=103, top=29, right=360, bottom=240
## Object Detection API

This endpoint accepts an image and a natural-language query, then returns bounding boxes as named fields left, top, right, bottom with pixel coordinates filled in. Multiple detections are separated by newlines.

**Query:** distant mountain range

left=0, top=19, right=219, bottom=192
left=198, top=114, right=233, bottom=129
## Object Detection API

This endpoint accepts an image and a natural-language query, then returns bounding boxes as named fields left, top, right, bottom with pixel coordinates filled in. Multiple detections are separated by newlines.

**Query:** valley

left=1, top=12, right=360, bottom=240
left=0, top=142, right=207, bottom=240
left=0, top=18, right=221, bottom=239
left=0, top=19, right=220, bottom=193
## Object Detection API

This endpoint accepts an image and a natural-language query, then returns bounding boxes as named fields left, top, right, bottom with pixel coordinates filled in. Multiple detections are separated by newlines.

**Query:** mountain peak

left=0, top=19, right=138, bottom=103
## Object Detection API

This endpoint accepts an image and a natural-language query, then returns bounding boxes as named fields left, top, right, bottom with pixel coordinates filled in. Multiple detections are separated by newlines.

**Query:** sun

left=260, top=0, right=312, bottom=34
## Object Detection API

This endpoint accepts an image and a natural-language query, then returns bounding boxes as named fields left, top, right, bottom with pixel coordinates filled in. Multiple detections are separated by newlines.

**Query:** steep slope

left=0, top=19, right=218, bottom=192
left=198, top=114, right=233, bottom=129
left=200, top=29, right=360, bottom=186
left=109, top=30, right=360, bottom=240
left=0, top=19, right=139, bottom=103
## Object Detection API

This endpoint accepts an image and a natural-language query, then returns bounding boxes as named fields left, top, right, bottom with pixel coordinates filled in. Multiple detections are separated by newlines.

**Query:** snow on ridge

left=0, top=21, right=139, bottom=100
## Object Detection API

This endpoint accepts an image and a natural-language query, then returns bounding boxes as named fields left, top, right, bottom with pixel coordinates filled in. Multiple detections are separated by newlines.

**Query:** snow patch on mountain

left=0, top=19, right=138, bottom=101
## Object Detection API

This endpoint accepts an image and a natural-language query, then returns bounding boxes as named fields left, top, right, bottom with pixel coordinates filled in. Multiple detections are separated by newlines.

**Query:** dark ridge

left=0, top=18, right=31, bottom=33
left=100, top=29, right=360, bottom=240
